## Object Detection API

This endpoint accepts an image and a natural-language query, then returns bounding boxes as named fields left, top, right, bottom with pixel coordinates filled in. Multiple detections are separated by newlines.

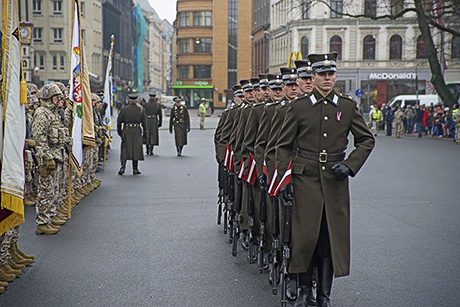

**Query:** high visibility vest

left=452, top=108, right=459, bottom=116
left=372, top=110, right=382, bottom=121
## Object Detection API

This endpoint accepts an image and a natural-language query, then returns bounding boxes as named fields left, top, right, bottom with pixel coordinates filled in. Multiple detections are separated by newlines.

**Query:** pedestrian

left=453, top=106, right=460, bottom=144
left=275, top=52, right=375, bottom=306
left=414, top=104, right=424, bottom=138
left=394, top=107, right=405, bottom=138
left=370, top=105, right=383, bottom=136
left=404, top=104, right=416, bottom=133
left=143, top=93, right=163, bottom=155
left=116, top=93, right=147, bottom=175
left=199, top=98, right=207, bottom=130
left=169, top=97, right=190, bottom=156
left=385, top=105, right=394, bottom=136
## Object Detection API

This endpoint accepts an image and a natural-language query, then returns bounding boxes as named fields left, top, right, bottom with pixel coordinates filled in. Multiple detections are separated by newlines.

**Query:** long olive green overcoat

left=143, top=99, right=162, bottom=145
left=169, top=104, right=190, bottom=147
left=275, top=88, right=374, bottom=277
left=117, top=103, right=147, bottom=161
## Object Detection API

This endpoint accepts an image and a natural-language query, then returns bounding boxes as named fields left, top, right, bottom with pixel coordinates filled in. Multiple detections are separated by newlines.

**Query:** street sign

left=355, top=88, right=365, bottom=98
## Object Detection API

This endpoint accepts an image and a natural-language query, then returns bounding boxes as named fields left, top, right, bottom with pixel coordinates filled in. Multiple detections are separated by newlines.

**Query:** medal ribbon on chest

left=336, top=111, right=342, bottom=122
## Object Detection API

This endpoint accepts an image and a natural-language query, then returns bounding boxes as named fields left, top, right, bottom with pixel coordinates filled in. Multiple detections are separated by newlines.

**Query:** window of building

left=179, top=12, right=189, bottom=27
left=39, top=54, right=45, bottom=69
left=32, top=0, right=42, bottom=15
left=53, top=0, right=62, bottom=15
left=194, top=38, right=211, bottom=53
left=302, top=0, right=311, bottom=19
left=81, top=2, right=85, bottom=18
left=81, top=29, right=85, bottom=44
left=193, top=11, right=211, bottom=27
left=33, top=28, right=42, bottom=43
left=330, top=35, right=342, bottom=60
left=53, top=28, right=63, bottom=43
left=451, top=36, right=460, bottom=59
left=389, top=35, right=402, bottom=60
left=193, top=65, right=211, bottom=79
left=52, top=55, right=58, bottom=70
left=416, top=35, right=427, bottom=59
left=390, top=0, right=404, bottom=16
left=301, top=37, right=309, bottom=58
left=331, top=0, right=343, bottom=18
left=363, top=35, right=376, bottom=60
left=179, top=39, right=189, bottom=53
left=228, top=0, right=238, bottom=88
left=60, top=55, right=65, bottom=70
left=179, top=66, right=190, bottom=79
left=364, top=0, right=377, bottom=17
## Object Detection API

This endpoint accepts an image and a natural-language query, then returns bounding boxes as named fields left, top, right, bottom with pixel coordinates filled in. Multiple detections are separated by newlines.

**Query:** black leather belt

left=146, top=115, right=156, bottom=119
left=125, top=123, right=140, bottom=127
left=297, top=149, right=345, bottom=163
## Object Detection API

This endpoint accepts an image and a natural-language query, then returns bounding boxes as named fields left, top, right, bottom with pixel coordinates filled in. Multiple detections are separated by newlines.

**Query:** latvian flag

left=223, top=143, right=229, bottom=168
left=237, top=159, right=245, bottom=180
left=245, top=153, right=257, bottom=185
left=263, top=160, right=268, bottom=183
left=229, top=145, right=235, bottom=173
left=267, top=166, right=279, bottom=197
left=273, top=161, right=292, bottom=196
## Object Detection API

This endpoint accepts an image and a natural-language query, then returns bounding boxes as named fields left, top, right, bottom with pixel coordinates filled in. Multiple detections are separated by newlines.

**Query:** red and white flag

left=229, top=145, right=235, bottom=173
left=268, top=167, right=279, bottom=197
left=223, top=143, right=229, bottom=168
left=273, top=161, right=292, bottom=196
left=245, top=153, right=257, bottom=185
left=237, top=159, right=245, bottom=180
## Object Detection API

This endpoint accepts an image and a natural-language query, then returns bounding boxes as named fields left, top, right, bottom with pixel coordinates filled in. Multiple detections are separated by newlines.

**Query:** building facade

left=173, top=0, right=253, bottom=108
left=252, top=0, right=270, bottom=76
left=269, top=0, right=460, bottom=110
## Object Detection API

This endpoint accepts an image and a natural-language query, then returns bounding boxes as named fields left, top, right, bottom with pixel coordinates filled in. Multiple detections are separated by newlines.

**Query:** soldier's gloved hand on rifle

left=169, top=128, right=172, bottom=134
left=187, top=127, right=190, bottom=133
left=280, top=182, right=294, bottom=203
left=331, top=163, right=351, bottom=180
left=26, top=139, right=36, bottom=148
left=46, top=159, right=56, bottom=170
left=258, top=174, right=267, bottom=187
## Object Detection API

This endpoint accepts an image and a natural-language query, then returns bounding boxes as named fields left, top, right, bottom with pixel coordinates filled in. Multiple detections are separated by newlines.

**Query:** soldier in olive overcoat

left=169, top=97, right=190, bottom=156
left=117, top=94, right=147, bottom=175
left=144, top=93, right=163, bottom=155
left=275, top=53, right=374, bottom=306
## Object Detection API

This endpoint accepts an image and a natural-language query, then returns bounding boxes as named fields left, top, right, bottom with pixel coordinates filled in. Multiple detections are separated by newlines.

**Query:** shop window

left=194, top=65, right=211, bottom=79
left=452, top=36, right=460, bottom=59
left=194, top=38, right=211, bottom=53
left=364, top=0, right=376, bottom=17
left=389, top=35, right=402, bottom=60
left=301, top=37, right=309, bottom=58
left=330, top=35, right=342, bottom=60
left=363, top=35, right=376, bottom=60
left=331, top=0, right=343, bottom=18
left=416, top=36, right=427, bottom=59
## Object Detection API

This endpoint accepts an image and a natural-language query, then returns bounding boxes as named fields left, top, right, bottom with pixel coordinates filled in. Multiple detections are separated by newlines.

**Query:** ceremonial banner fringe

left=0, top=0, right=26, bottom=235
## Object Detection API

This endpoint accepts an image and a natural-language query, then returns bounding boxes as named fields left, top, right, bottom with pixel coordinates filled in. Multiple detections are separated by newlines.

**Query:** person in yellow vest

left=370, top=105, right=383, bottom=136
left=199, top=98, right=207, bottom=130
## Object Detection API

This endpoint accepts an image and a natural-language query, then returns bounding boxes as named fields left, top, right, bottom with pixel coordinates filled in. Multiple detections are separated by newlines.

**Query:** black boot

left=179, top=146, right=183, bottom=156
left=316, top=257, right=333, bottom=307
left=286, top=273, right=298, bottom=301
left=146, top=145, right=149, bottom=155
left=133, top=161, right=141, bottom=175
left=177, top=146, right=181, bottom=156
left=293, top=262, right=314, bottom=307
left=149, top=145, right=154, bottom=155
left=241, top=230, right=249, bottom=250
left=118, top=160, right=126, bottom=175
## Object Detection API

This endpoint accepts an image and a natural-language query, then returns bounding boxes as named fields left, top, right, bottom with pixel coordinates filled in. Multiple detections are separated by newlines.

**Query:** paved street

left=1, top=113, right=459, bottom=306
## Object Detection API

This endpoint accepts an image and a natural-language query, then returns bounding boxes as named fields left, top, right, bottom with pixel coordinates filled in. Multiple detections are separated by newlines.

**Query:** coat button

left=324, top=116, right=328, bottom=120
left=324, top=101, right=328, bottom=105
left=323, top=133, right=328, bottom=137
left=322, top=166, right=326, bottom=171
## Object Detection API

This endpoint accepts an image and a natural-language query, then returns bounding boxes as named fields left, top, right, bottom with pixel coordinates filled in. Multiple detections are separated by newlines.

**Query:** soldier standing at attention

left=295, top=59, right=315, bottom=96
left=199, top=98, right=207, bottom=130
left=275, top=52, right=374, bottom=307
left=143, top=93, right=163, bottom=155
left=117, top=94, right=147, bottom=175
left=394, top=106, right=405, bottom=139
left=169, top=97, right=190, bottom=156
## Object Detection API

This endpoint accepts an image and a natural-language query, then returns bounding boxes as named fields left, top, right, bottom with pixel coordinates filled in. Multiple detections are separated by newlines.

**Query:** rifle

left=232, top=178, right=243, bottom=257
left=271, top=195, right=281, bottom=295
left=258, top=175, right=268, bottom=273
left=247, top=182, right=256, bottom=264
left=217, top=162, right=223, bottom=225
left=228, top=172, right=235, bottom=244
left=280, top=183, right=294, bottom=307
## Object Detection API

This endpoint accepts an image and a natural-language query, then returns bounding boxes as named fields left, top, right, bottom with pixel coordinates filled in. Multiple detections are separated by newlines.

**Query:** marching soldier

left=295, top=60, right=315, bottom=96
left=275, top=52, right=374, bottom=306
left=117, top=93, right=147, bottom=175
left=32, top=83, right=65, bottom=234
left=143, top=93, right=163, bottom=155
left=169, top=97, right=190, bottom=156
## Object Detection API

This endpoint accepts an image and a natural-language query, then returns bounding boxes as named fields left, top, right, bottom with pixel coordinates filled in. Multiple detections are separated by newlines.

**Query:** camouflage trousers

left=455, top=125, right=460, bottom=144
left=57, top=160, right=69, bottom=208
left=395, top=122, right=404, bottom=138
left=0, top=226, right=19, bottom=264
left=35, top=169, right=59, bottom=225
left=200, top=114, right=205, bottom=129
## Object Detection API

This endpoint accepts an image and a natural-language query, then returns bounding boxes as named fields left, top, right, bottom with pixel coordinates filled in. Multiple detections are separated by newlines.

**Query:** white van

left=387, top=94, right=442, bottom=108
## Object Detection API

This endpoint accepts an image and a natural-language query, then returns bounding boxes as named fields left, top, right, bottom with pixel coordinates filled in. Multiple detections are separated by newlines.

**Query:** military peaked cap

left=309, top=52, right=338, bottom=73
left=250, top=77, right=260, bottom=90
left=280, top=67, right=298, bottom=85
left=269, top=74, right=283, bottom=90
left=149, top=93, right=157, bottom=98
left=128, top=93, right=139, bottom=101
left=240, top=79, right=254, bottom=92
left=173, top=96, right=183, bottom=103
left=295, top=60, right=313, bottom=78
left=258, top=74, right=269, bottom=88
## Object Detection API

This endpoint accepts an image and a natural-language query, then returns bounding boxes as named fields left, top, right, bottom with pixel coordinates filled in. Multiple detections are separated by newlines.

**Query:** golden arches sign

left=287, top=51, right=303, bottom=67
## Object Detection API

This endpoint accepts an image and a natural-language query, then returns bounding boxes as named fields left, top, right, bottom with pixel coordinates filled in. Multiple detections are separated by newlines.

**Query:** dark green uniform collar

left=309, top=88, right=340, bottom=107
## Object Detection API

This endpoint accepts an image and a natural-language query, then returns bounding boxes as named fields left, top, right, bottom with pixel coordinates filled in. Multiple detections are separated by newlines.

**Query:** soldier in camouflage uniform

left=453, top=104, right=460, bottom=144
left=24, top=91, right=39, bottom=206
left=394, top=106, right=405, bottom=139
left=32, top=83, right=66, bottom=234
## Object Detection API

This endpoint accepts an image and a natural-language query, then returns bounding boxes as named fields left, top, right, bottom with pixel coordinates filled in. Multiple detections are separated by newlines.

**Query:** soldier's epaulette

left=230, top=104, right=240, bottom=110
left=253, top=102, right=265, bottom=107
left=280, top=100, right=291, bottom=108
left=338, top=93, right=355, bottom=103
left=266, top=101, right=279, bottom=107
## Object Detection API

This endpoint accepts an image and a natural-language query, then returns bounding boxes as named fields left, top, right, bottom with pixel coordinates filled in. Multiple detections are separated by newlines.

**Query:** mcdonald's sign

left=287, top=51, right=303, bottom=67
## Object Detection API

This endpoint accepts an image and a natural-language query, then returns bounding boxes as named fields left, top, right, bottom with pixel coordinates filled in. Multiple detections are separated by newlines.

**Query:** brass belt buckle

left=319, top=153, right=327, bottom=163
